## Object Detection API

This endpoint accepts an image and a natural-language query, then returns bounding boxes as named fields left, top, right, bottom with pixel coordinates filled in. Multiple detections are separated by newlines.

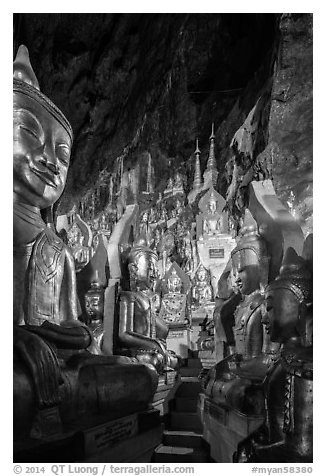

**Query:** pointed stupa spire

left=207, top=122, right=217, bottom=170
left=203, top=123, right=218, bottom=189
left=145, top=151, right=154, bottom=194
left=193, top=138, right=202, bottom=190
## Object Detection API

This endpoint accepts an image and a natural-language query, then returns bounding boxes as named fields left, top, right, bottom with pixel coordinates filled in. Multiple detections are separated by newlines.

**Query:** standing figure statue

left=235, top=247, right=313, bottom=463
left=13, top=45, right=158, bottom=448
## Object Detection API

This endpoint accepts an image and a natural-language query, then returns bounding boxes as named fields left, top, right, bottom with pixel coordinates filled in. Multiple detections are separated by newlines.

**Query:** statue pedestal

left=152, top=372, right=180, bottom=415
left=14, top=409, right=163, bottom=463
left=166, top=327, right=191, bottom=359
left=198, top=393, right=264, bottom=463
left=197, top=234, right=236, bottom=296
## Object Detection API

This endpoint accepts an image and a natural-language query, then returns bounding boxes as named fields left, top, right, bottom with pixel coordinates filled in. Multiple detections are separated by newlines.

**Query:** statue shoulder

left=249, top=293, right=264, bottom=312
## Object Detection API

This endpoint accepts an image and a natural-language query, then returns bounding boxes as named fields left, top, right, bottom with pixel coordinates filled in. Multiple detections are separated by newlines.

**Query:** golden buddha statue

left=67, top=223, right=90, bottom=271
left=13, top=45, right=158, bottom=447
left=235, top=247, right=313, bottom=463
left=199, top=213, right=279, bottom=462
left=84, top=280, right=105, bottom=350
left=158, top=265, right=190, bottom=328
left=202, top=195, right=222, bottom=237
left=117, top=244, right=179, bottom=372
left=228, top=216, right=270, bottom=358
left=167, top=268, right=182, bottom=293
left=191, top=264, right=213, bottom=308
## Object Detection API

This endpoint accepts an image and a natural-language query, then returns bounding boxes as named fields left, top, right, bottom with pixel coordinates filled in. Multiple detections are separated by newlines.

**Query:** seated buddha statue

left=13, top=45, right=158, bottom=446
left=202, top=195, right=222, bottom=238
left=201, top=215, right=280, bottom=458
left=191, top=264, right=213, bottom=308
left=235, top=247, right=313, bottom=463
left=84, top=279, right=105, bottom=350
left=159, top=266, right=189, bottom=327
left=117, top=244, right=179, bottom=372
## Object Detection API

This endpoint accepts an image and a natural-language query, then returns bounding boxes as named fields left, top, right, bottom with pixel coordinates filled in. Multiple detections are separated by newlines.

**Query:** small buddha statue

left=84, top=280, right=105, bottom=350
left=174, top=171, right=184, bottom=191
left=13, top=45, right=158, bottom=446
left=228, top=217, right=270, bottom=359
left=191, top=264, right=213, bottom=308
left=166, top=177, right=173, bottom=191
left=175, top=198, right=184, bottom=217
left=235, top=247, right=313, bottom=463
left=167, top=268, right=182, bottom=293
left=202, top=195, right=222, bottom=238
left=138, top=210, right=152, bottom=245
left=117, top=244, right=179, bottom=372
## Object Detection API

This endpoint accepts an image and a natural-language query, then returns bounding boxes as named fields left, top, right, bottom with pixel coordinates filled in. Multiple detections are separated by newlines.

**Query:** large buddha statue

left=117, top=244, right=179, bottom=372
left=199, top=213, right=279, bottom=462
left=13, top=46, right=158, bottom=447
left=235, top=247, right=313, bottom=463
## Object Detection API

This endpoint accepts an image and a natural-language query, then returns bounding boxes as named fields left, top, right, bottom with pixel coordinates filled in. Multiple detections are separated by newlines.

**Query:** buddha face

left=13, top=92, right=71, bottom=209
left=85, top=291, right=104, bottom=321
left=208, top=200, right=217, bottom=213
left=130, top=252, right=158, bottom=290
left=232, top=249, right=261, bottom=295
left=262, top=287, right=300, bottom=343
left=197, top=267, right=207, bottom=283
left=168, top=273, right=182, bottom=293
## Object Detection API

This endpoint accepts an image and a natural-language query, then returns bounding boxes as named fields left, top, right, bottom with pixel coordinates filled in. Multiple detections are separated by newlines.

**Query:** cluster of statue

left=13, top=44, right=312, bottom=464
left=13, top=46, right=170, bottom=450
left=199, top=211, right=313, bottom=463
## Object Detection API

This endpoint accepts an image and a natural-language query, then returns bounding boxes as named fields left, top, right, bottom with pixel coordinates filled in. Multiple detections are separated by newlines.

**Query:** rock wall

left=14, top=13, right=312, bottom=234
left=222, top=14, right=313, bottom=235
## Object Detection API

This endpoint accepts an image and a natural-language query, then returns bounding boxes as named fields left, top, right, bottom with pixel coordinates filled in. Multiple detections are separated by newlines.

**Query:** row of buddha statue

left=198, top=211, right=313, bottom=463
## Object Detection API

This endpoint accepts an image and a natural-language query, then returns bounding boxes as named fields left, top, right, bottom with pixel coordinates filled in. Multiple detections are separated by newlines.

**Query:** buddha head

left=231, top=211, right=269, bottom=296
left=208, top=194, right=217, bottom=214
left=262, top=247, right=312, bottom=343
left=85, top=280, right=105, bottom=323
left=127, top=245, right=158, bottom=291
left=13, top=45, right=73, bottom=210
left=196, top=264, right=209, bottom=284
left=67, top=223, right=81, bottom=248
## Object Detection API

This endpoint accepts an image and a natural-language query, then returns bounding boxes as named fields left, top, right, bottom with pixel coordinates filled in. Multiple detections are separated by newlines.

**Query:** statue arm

left=59, top=247, right=82, bottom=326
left=119, top=295, right=165, bottom=353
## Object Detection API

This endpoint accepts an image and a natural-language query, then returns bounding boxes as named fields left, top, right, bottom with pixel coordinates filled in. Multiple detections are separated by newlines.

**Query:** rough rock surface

left=14, top=13, right=312, bottom=234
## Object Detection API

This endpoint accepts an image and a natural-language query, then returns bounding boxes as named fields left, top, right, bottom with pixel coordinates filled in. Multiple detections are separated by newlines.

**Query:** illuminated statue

left=13, top=46, right=158, bottom=445
left=203, top=195, right=222, bottom=237
left=192, top=264, right=213, bottom=308
left=167, top=268, right=182, bottom=293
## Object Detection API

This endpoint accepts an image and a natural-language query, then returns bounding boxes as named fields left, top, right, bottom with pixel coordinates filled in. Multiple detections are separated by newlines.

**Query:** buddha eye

left=20, top=125, right=40, bottom=141
left=56, top=144, right=70, bottom=166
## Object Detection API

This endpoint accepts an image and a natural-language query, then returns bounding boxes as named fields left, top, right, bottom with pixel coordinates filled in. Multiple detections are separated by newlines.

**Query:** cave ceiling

left=14, top=13, right=277, bottom=213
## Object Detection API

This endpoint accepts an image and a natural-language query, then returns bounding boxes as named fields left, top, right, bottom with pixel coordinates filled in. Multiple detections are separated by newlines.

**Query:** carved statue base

left=199, top=347, right=280, bottom=462
left=14, top=348, right=159, bottom=453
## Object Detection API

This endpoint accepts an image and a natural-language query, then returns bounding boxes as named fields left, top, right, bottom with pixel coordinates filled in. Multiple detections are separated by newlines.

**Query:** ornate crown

left=13, top=45, right=73, bottom=141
